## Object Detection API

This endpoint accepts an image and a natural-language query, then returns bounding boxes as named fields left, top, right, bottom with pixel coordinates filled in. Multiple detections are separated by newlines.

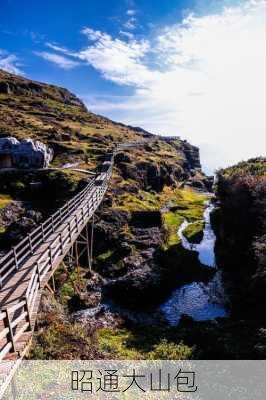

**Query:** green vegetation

left=99, top=327, right=193, bottom=360
left=173, top=189, right=208, bottom=222
left=53, top=266, right=86, bottom=305
left=183, top=221, right=205, bottom=244
left=113, top=187, right=207, bottom=249
left=219, top=157, right=266, bottom=178
left=163, top=188, right=208, bottom=249
left=0, top=194, right=12, bottom=209
left=163, top=211, right=184, bottom=247
left=114, top=190, right=160, bottom=211
left=30, top=320, right=96, bottom=360
left=97, top=249, right=114, bottom=262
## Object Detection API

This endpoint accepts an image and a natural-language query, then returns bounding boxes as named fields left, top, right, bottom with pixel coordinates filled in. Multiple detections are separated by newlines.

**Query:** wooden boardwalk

left=0, top=141, right=146, bottom=397
left=0, top=142, right=145, bottom=398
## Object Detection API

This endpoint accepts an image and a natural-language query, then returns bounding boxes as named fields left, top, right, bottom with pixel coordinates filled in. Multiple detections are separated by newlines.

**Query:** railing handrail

left=0, top=153, right=118, bottom=285
left=0, top=142, right=148, bottom=400
left=0, top=141, right=147, bottom=359
left=0, top=153, right=115, bottom=361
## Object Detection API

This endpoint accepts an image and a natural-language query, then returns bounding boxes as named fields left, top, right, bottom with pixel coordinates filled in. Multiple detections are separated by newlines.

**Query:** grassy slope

left=218, top=157, right=266, bottom=178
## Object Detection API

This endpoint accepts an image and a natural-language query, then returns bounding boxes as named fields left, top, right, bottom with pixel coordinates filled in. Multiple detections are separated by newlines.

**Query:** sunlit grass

left=99, top=327, right=193, bottom=360
left=0, top=194, right=12, bottom=209
left=183, top=221, right=205, bottom=244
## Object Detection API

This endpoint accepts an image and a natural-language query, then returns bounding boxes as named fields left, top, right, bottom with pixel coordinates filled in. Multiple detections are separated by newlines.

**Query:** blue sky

left=0, top=0, right=266, bottom=173
left=1, top=0, right=194, bottom=95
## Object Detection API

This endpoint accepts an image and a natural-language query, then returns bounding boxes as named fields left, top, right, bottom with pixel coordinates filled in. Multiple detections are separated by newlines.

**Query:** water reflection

left=161, top=202, right=228, bottom=325
left=178, top=203, right=216, bottom=267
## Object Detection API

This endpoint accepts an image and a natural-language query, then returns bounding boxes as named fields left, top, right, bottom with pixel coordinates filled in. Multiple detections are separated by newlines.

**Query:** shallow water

left=160, top=202, right=228, bottom=325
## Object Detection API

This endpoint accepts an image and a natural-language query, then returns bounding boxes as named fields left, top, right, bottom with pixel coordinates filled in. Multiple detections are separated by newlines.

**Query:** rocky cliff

left=214, top=157, right=266, bottom=312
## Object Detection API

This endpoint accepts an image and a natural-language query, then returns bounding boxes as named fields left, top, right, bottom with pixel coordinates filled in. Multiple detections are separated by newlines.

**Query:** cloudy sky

left=1, top=0, right=265, bottom=173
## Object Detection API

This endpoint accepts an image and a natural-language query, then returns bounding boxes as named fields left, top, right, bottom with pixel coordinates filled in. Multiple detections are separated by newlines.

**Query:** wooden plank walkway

left=0, top=141, right=145, bottom=398
left=0, top=155, right=115, bottom=398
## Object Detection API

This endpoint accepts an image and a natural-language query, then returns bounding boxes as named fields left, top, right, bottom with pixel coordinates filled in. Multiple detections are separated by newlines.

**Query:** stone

left=0, top=82, right=11, bottom=94
left=0, top=137, right=53, bottom=169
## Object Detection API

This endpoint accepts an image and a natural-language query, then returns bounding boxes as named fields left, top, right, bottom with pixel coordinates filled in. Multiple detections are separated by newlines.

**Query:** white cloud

left=127, top=9, right=136, bottom=16
left=79, top=28, right=160, bottom=86
left=79, top=0, right=266, bottom=173
left=81, top=28, right=110, bottom=42
left=123, top=17, right=137, bottom=30
left=39, top=0, right=266, bottom=172
left=45, top=42, right=73, bottom=54
left=119, top=30, right=134, bottom=40
left=35, top=51, right=80, bottom=70
left=0, top=50, right=23, bottom=75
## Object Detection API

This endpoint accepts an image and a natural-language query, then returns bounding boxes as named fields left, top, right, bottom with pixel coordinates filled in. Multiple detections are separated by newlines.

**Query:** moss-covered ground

left=162, top=189, right=208, bottom=248
left=183, top=221, right=205, bottom=244
left=0, top=194, right=12, bottom=209
left=98, top=326, right=193, bottom=360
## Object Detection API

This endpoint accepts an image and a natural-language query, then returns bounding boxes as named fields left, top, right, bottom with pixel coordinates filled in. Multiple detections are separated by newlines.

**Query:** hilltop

left=0, top=68, right=205, bottom=181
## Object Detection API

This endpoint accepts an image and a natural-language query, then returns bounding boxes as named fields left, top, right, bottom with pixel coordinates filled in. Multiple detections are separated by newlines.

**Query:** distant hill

left=0, top=69, right=204, bottom=181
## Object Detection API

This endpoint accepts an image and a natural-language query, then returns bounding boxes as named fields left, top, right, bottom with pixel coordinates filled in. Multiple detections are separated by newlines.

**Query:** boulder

left=0, top=137, right=53, bottom=169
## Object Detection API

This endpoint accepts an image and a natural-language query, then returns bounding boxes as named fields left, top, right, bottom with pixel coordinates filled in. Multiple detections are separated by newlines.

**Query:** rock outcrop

left=0, top=137, right=53, bottom=168
left=214, top=158, right=266, bottom=313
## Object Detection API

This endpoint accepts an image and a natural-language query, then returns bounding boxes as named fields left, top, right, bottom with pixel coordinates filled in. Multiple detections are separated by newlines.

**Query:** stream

left=78, top=201, right=229, bottom=328
left=160, top=201, right=228, bottom=325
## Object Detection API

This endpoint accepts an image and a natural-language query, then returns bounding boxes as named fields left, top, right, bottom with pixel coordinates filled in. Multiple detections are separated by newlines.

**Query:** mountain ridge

left=0, top=68, right=205, bottom=181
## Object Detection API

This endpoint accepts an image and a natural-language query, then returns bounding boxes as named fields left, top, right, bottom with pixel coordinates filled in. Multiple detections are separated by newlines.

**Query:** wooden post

left=75, top=241, right=81, bottom=288
left=51, top=274, right=56, bottom=292
left=49, top=245, right=53, bottom=266
left=75, top=241, right=79, bottom=269
left=51, top=215, right=55, bottom=233
left=90, top=214, right=94, bottom=269
left=68, top=221, right=72, bottom=242
left=28, top=234, right=33, bottom=254
left=81, top=207, right=85, bottom=225
left=85, top=224, right=91, bottom=272
left=36, top=262, right=41, bottom=285
left=75, top=214, right=79, bottom=233
left=59, top=232, right=64, bottom=254
left=24, top=296, right=32, bottom=331
left=41, top=223, right=45, bottom=241
left=13, top=247, right=19, bottom=270
left=4, top=308, right=15, bottom=353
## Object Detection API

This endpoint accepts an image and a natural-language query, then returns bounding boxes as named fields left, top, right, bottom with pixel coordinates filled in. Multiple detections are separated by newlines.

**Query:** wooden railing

left=0, top=153, right=114, bottom=362
left=0, top=141, right=147, bottom=398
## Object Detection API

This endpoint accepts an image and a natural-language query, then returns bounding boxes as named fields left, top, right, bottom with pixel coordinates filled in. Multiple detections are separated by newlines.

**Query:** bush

left=148, top=339, right=193, bottom=360
left=9, top=181, right=26, bottom=196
